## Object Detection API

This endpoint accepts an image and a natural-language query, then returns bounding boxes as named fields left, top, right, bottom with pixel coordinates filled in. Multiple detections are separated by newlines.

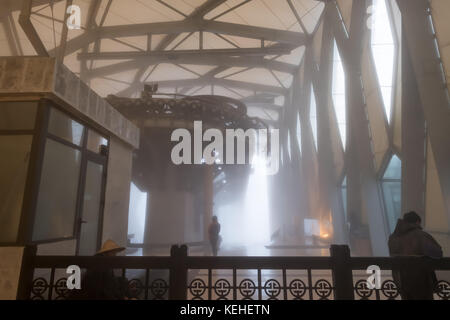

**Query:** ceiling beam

left=78, top=45, right=294, bottom=60
left=84, top=55, right=297, bottom=79
left=19, top=0, right=49, bottom=56
left=95, top=20, right=306, bottom=45
left=191, top=0, right=228, bottom=18
left=46, top=15, right=306, bottom=59
left=48, top=31, right=97, bottom=56
left=200, top=20, right=306, bottom=44
left=152, top=0, right=227, bottom=52
left=154, top=78, right=287, bottom=95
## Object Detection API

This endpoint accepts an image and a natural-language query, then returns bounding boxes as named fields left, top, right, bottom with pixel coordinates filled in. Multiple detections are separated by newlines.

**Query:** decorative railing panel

left=18, top=245, right=450, bottom=301
left=187, top=269, right=334, bottom=300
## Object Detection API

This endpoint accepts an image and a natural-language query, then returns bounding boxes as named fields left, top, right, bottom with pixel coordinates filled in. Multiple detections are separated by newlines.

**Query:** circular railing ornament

left=314, top=279, right=333, bottom=299
left=238, top=279, right=256, bottom=299
left=189, top=278, right=207, bottom=299
left=150, top=278, right=169, bottom=299
left=214, top=279, right=231, bottom=299
left=263, top=279, right=281, bottom=300
left=354, top=279, right=373, bottom=299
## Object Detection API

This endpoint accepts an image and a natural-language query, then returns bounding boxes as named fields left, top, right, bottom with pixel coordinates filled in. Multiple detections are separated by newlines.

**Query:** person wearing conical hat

left=95, top=239, right=125, bottom=257
left=70, top=240, right=130, bottom=300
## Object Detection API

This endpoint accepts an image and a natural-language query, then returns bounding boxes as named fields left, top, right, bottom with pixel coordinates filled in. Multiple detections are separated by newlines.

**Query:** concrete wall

left=102, top=137, right=133, bottom=249
left=147, top=191, right=199, bottom=245
left=0, top=247, right=23, bottom=300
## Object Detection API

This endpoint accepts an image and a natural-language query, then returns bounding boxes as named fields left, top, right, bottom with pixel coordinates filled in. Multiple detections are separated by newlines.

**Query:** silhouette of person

left=388, top=211, right=443, bottom=300
left=208, top=216, right=221, bottom=256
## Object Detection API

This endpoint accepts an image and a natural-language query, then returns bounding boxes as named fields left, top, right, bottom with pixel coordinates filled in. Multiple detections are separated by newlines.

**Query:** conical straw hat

left=95, top=240, right=125, bottom=256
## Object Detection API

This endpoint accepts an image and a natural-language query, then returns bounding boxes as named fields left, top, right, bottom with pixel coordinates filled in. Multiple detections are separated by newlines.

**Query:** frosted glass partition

left=310, top=85, right=318, bottom=151
left=296, top=112, right=302, bottom=156
left=342, top=176, right=348, bottom=222
left=33, top=139, right=82, bottom=241
left=48, top=108, right=84, bottom=146
left=381, top=155, right=402, bottom=233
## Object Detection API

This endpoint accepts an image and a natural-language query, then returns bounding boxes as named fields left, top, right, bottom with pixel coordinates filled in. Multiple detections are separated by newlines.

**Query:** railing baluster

left=144, top=268, right=149, bottom=300
left=48, top=268, right=55, bottom=301
left=208, top=268, right=212, bottom=300
left=282, top=268, right=287, bottom=300
left=233, top=267, right=237, bottom=300
left=308, top=268, right=313, bottom=300
left=258, top=269, right=262, bottom=300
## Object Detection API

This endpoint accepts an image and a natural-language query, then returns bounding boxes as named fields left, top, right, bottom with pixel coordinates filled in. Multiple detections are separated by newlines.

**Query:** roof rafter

left=78, top=45, right=295, bottom=60
left=84, top=54, right=298, bottom=80
left=154, top=78, right=287, bottom=95
left=48, top=18, right=306, bottom=57
left=95, top=20, right=306, bottom=44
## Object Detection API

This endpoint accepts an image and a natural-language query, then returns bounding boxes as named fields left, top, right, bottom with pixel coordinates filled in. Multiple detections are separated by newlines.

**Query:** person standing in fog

left=208, top=216, right=221, bottom=256
left=388, top=211, right=443, bottom=300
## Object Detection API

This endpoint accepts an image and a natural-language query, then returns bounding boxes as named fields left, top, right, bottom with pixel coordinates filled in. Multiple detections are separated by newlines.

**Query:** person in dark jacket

left=208, top=216, right=221, bottom=256
left=388, top=211, right=443, bottom=300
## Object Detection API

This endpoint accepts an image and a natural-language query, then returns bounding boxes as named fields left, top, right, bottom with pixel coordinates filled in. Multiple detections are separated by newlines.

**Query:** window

left=87, top=129, right=108, bottom=154
left=332, top=40, right=347, bottom=149
left=342, top=176, right=348, bottom=222
left=287, top=131, right=292, bottom=161
left=309, top=85, right=318, bottom=150
left=32, top=105, right=108, bottom=246
left=48, top=108, right=84, bottom=146
left=296, top=112, right=302, bottom=156
left=381, top=155, right=402, bottom=233
left=371, top=0, right=396, bottom=123
left=33, top=139, right=82, bottom=241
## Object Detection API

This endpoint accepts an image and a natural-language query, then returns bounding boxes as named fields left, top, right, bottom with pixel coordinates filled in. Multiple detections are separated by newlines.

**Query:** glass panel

left=0, top=101, right=37, bottom=130
left=87, top=129, right=108, bottom=154
left=78, top=161, right=104, bottom=256
left=48, top=108, right=84, bottom=146
left=332, top=40, right=347, bottom=149
left=0, top=136, right=33, bottom=242
left=33, top=139, right=81, bottom=241
left=128, top=182, right=148, bottom=245
left=296, top=112, right=302, bottom=156
left=382, top=181, right=402, bottom=233
left=310, top=85, right=318, bottom=150
left=383, top=155, right=401, bottom=179
left=341, top=177, right=347, bottom=222
left=371, top=0, right=396, bottom=123
left=382, top=156, right=402, bottom=233
left=286, top=131, right=292, bottom=161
